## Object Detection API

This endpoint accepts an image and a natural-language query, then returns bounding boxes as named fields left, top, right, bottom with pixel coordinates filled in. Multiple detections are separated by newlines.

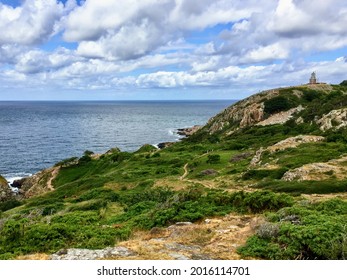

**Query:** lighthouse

left=309, top=72, right=317, bottom=84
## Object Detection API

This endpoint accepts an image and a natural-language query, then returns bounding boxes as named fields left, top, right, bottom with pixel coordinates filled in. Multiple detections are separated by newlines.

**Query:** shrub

left=206, top=154, right=221, bottom=164
left=0, top=200, right=22, bottom=212
left=54, top=157, right=78, bottom=167
left=264, top=96, right=293, bottom=114
left=242, top=168, right=288, bottom=180
left=42, top=203, right=64, bottom=216
left=256, top=223, right=280, bottom=239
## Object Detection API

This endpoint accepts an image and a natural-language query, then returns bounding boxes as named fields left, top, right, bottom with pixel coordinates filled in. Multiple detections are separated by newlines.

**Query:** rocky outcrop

left=267, top=135, right=325, bottom=153
left=204, top=89, right=280, bottom=134
left=239, top=103, right=265, bottom=128
left=177, top=125, right=202, bottom=136
left=256, top=105, right=304, bottom=126
left=20, top=167, right=59, bottom=199
left=0, top=175, right=13, bottom=202
left=250, top=135, right=325, bottom=166
left=282, top=156, right=347, bottom=181
left=316, top=108, right=347, bottom=131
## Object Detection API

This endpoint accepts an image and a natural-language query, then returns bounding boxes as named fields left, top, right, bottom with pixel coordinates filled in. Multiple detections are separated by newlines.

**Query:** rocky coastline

left=157, top=125, right=201, bottom=149
left=1, top=125, right=202, bottom=199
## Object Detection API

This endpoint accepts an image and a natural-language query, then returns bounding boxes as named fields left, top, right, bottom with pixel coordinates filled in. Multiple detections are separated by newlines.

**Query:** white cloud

left=76, top=18, right=168, bottom=60
left=241, top=43, right=289, bottom=63
left=64, top=0, right=262, bottom=60
left=0, top=0, right=68, bottom=45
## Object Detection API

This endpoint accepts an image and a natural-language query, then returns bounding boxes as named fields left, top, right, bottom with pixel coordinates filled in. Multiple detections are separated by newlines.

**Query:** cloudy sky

left=0, top=0, right=346, bottom=100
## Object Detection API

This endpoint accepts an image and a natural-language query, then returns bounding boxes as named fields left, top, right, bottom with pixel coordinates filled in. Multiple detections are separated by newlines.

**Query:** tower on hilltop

left=309, top=72, right=317, bottom=84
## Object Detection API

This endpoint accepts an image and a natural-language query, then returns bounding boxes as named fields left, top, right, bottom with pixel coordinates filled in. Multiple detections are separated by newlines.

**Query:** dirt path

left=180, top=163, right=189, bottom=180
left=46, top=166, right=60, bottom=191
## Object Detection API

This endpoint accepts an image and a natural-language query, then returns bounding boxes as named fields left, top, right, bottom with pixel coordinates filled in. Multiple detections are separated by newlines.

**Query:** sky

left=0, top=0, right=347, bottom=100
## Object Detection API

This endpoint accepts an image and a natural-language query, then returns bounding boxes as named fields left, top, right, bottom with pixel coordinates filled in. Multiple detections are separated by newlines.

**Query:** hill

left=0, top=83, right=346, bottom=260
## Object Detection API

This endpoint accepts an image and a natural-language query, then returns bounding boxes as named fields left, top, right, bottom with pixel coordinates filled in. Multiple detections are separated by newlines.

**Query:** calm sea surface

left=0, top=100, right=235, bottom=180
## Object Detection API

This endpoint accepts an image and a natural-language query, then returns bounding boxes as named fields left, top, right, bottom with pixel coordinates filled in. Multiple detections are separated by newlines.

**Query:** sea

left=0, top=100, right=235, bottom=183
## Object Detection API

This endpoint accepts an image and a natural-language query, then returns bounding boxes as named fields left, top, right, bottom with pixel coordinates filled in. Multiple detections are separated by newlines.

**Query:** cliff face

left=204, top=89, right=279, bottom=134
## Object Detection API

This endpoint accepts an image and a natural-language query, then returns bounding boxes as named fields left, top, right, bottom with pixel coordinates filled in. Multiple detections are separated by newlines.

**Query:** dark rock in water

left=11, top=178, right=26, bottom=189
left=177, top=125, right=202, bottom=137
left=158, top=142, right=175, bottom=149
left=0, top=174, right=14, bottom=202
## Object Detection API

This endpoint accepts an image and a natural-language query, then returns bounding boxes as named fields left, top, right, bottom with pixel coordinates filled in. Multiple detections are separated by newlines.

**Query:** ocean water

left=0, top=100, right=235, bottom=180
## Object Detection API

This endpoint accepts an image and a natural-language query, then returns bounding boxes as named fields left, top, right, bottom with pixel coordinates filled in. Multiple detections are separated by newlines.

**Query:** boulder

left=11, top=178, right=26, bottom=189
left=200, top=169, right=219, bottom=176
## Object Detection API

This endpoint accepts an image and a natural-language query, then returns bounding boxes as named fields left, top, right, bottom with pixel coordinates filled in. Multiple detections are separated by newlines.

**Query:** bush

left=206, top=154, right=221, bottom=164
left=42, top=203, right=64, bottom=216
left=54, top=157, right=78, bottom=167
left=264, top=96, right=293, bottom=114
left=242, top=168, right=288, bottom=180
left=0, top=200, right=22, bottom=212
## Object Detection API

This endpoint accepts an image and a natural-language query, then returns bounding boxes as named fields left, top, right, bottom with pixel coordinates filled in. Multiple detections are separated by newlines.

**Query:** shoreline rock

left=177, top=125, right=202, bottom=137
left=157, top=142, right=175, bottom=149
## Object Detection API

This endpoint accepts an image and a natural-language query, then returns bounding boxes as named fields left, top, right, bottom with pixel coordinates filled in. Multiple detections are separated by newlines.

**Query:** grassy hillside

left=0, top=83, right=346, bottom=260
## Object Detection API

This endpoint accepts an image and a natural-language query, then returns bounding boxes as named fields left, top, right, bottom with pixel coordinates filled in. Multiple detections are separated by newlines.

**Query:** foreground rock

left=0, top=175, right=13, bottom=202
left=51, top=247, right=136, bottom=260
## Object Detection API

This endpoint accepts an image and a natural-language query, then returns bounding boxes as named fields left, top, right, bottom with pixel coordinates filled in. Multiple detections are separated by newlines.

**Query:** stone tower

left=309, top=72, right=317, bottom=84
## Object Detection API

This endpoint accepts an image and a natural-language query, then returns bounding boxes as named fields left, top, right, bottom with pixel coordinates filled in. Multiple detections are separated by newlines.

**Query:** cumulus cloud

left=1, top=0, right=347, bottom=98
left=0, top=0, right=71, bottom=45
left=15, top=47, right=80, bottom=74
left=63, top=0, right=262, bottom=60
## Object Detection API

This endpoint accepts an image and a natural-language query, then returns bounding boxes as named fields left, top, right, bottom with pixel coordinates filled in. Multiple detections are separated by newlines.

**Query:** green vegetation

left=264, top=96, right=296, bottom=114
left=238, top=199, right=347, bottom=259
left=255, top=180, right=347, bottom=194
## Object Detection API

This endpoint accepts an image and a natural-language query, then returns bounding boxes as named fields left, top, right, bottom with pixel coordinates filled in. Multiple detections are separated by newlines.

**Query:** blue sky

left=0, top=0, right=346, bottom=100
